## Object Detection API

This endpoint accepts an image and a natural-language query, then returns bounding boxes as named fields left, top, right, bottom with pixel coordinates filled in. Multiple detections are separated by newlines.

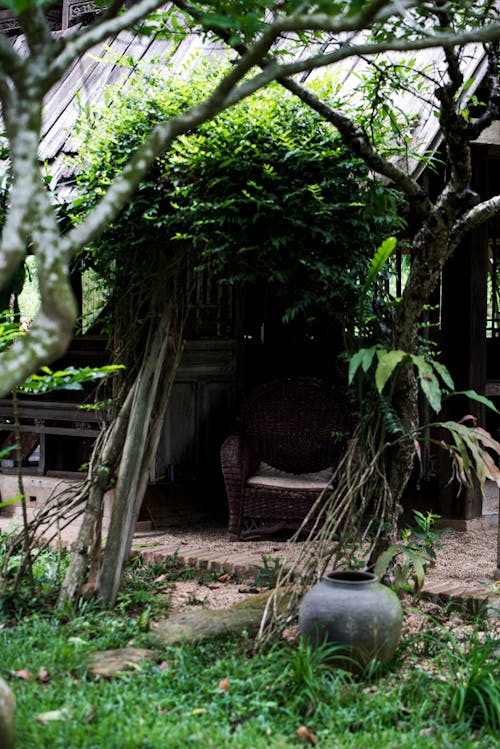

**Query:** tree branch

left=0, top=123, right=40, bottom=289
left=450, top=195, right=500, bottom=249
left=0, top=178, right=77, bottom=397
left=468, top=43, right=500, bottom=139
left=281, top=78, right=431, bottom=215
left=262, top=10, right=500, bottom=46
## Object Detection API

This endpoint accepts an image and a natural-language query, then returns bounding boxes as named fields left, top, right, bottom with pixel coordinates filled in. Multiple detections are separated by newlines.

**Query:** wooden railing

left=0, top=0, right=99, bottom=35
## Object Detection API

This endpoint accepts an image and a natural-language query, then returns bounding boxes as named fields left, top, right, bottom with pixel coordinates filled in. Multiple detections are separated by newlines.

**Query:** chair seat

left=246, top=462, right=333, bottom=490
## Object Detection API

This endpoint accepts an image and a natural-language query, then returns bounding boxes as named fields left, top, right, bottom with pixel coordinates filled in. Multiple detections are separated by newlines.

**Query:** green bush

left=72, top=62, right=404, bottom=335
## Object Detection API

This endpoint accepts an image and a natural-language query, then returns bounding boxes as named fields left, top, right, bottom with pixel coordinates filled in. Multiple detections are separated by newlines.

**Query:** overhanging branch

left=450, top=195, right=500, bottom=249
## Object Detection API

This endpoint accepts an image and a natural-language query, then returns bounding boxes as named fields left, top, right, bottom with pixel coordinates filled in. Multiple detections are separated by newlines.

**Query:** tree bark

left=96, top=297, right=185, bottom=607
left=57, top=386, right=135, bottom=606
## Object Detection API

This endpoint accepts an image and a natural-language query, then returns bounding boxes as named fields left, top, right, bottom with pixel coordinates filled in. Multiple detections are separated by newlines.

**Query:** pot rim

left=325, top=570, right=377, bottom=584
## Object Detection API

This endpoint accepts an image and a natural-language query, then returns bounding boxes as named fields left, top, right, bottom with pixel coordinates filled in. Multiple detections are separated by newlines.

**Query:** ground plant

left=1, top=540, right=499, bottom=749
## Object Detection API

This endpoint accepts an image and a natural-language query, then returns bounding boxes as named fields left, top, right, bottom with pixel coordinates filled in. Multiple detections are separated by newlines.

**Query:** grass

left=1, top=543, right=499, bottom=748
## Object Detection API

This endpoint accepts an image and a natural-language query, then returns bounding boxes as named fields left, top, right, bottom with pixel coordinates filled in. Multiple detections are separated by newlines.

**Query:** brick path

left=1, top=514, right=498, bottom=610
left=131, top=534, right=500, bottom=611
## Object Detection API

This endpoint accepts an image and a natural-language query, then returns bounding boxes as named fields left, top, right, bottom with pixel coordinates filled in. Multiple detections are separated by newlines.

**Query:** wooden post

left=438, top=145, right=489, bottom=520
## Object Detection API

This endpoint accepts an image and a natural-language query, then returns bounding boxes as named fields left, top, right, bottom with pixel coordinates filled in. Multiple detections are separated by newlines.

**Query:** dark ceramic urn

left=298, top=570, right=402, bottom=671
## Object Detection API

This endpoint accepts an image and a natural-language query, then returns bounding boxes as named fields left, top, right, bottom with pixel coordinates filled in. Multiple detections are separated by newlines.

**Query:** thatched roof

left=4, top=14, right=491, bottom=191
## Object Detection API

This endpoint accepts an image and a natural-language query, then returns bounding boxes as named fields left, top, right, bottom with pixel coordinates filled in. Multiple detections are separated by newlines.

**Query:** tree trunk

left=96, top=300, right=184, bottom=607
left=57, top=386, right=135, bottom=606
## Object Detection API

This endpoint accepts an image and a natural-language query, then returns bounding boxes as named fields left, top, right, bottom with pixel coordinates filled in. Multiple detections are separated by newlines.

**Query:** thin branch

left=467, top=43, right=500, bottom=139
left=266, top=11, right=500, bottom=46
left=357, top=54, right=438, bottom=108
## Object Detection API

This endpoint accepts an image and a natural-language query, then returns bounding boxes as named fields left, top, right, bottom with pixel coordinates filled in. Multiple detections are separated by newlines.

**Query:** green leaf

left=432, top=360, right=454, bottom=391
left=471, top=426, right=500, bottom=455
left=0, top=444, right=16, bottom=459
left=373, top=544, right=400, bottom=579
left=406, top=551, right=426, bottom=593
left=439, top=424, right=472, bottom=477
left=364, top=236, right=397, bottom=291
left=348, top=346, right=377, bottom=384
left=375, top=350, right=408, bottom=393
left=0, top=494, right=23, bottom=509
left=17, top=364, right=124, bottom=395
left=453, top=390, right=500, bottom=415
left=412, top=355, right=442, bottom=413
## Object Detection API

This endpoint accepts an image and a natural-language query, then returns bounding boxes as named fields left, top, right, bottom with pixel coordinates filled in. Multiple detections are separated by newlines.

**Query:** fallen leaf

left=154, top=574, right=168, bottom=583
left=419, top=727, right=435, bottom=737
left=282, top=627, right=299, bottom=643
left=12, top=669, right=33, bottom=681
left=37, top=708, right=72, bottom=724
left=218, top=677, right=230, bottom=691
left=218, top=573, right=230, bottom=582
left=37, top=669, right=50, bottom=684
left=296, top=725, right=317, bottom=746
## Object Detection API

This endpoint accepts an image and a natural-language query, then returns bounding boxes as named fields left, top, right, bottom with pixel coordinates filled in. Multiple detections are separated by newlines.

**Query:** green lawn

left=1, top=550, right=499, bottom=748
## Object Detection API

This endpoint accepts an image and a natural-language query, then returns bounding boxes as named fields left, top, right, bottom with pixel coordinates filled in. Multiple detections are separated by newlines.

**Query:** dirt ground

left=161, top=523, right=500, bottom=616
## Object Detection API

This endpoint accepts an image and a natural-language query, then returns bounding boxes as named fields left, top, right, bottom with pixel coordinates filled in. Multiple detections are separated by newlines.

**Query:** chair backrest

left=239, top=377, right=351, bottom=473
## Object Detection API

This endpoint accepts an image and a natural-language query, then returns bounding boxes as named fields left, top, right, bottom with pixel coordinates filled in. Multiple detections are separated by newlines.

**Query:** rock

left=152, top=607, right=264, bottom=646
left=152, top=588, right=291, bottom=646
left=0, top=677, right=15, bottom=749
left=87, top=648, right=158, bottom=678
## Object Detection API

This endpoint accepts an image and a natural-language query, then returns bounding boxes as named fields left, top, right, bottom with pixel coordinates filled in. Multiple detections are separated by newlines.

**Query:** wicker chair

left=221, top=377, right=352, bottom=540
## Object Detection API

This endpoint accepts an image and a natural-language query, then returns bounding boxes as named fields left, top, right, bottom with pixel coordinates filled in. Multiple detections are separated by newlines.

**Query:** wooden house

left=0, top=3, right=498, bottom=528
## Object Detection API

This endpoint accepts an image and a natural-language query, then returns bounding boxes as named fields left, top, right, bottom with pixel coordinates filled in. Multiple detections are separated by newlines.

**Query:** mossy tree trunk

left=58, top=249, right=188, bottom=608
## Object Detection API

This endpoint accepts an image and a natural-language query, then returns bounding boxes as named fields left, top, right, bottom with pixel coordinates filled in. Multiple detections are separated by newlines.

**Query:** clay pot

left=298, top=570, right=402, bottom=671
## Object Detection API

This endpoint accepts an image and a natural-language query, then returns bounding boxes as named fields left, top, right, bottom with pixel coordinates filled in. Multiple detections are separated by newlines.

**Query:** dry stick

left=0, top=478, right=88, bottom=589
left=12, top=390, right=34, bottom=589
left=2, top=384, right=133, bottom=601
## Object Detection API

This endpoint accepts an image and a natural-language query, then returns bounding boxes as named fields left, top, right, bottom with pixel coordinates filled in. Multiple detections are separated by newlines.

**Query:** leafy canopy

left=73, top=60, right=404, bottom=326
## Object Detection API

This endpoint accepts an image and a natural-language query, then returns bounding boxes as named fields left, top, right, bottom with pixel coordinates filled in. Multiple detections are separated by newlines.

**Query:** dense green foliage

left=0, top=539, right=499, bottom=748
left=73, top=63, right=404, bottom=331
